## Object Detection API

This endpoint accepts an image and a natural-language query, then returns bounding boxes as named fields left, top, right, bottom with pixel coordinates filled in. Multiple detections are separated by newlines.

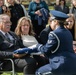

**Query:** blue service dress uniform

left=14, top=10, right=76, bottom=75
left=35, top=26, right=76, bottom=75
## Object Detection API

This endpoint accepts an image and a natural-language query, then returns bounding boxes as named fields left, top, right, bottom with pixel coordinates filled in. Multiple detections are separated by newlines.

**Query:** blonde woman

left=15, top=16, right=49, bottom=68
left=15, top=17, right=38, bottom=47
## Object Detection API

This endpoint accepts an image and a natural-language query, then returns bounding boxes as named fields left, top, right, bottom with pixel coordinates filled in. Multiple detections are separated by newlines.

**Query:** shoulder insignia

left=47, top=40, right=52, bottom=44
left=49, top=32, right=54, bottom=37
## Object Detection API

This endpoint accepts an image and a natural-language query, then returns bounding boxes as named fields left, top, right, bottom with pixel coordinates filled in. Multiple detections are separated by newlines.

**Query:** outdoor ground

left=1, top=73, right=23, bottom=75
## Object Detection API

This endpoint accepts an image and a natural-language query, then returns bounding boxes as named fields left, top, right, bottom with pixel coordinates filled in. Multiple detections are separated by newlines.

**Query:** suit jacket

left=39, top=26, right=52, bottom=45
left=0, top=31, right=25, bottom=59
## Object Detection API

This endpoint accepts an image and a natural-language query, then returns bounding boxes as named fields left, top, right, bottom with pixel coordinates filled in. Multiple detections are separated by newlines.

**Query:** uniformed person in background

left=14, top=10, right=76, bottom=75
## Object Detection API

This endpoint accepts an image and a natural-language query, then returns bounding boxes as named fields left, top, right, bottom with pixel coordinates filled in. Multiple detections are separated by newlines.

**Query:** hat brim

left=50, top=10, right=69, bottom=20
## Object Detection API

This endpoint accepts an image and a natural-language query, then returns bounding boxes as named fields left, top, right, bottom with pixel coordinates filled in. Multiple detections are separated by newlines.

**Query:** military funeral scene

left=0, top=0, right=76, bottom=75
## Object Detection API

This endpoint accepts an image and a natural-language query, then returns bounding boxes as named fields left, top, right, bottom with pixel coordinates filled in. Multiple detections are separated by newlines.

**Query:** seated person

left=14, top=10, right=76, bottom=75
left=0, top=14, right=36, bottom=75
left=65, top=14, right=75, bottom=40
left=15, top=17, right=38, bottom=47
left=15, top=16, right=49, bottom=68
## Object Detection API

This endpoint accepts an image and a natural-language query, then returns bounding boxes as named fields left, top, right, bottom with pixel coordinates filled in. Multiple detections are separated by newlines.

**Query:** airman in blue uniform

left=14, top=10, right=76, bottom=75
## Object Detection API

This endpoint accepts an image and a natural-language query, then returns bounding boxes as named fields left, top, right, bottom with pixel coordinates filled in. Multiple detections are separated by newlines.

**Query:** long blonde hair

left=15, top=17, right=35, bottom=37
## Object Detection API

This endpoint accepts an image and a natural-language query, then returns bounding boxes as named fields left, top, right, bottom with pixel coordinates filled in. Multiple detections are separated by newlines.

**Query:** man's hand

left=35, top=10, right=42, bottom=16
left=13, top=54, right=26, bottom=58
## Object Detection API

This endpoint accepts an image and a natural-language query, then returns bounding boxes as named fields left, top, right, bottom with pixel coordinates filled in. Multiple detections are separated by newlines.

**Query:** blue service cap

left=50, top=10, right=69, bottom=20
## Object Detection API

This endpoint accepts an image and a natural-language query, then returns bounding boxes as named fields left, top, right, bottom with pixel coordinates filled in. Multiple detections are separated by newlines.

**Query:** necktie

left=5, top=33, right=10, bottom=41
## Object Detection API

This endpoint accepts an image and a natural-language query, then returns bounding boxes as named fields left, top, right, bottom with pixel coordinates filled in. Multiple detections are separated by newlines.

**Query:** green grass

left=1, top=72, right=23, bottom=75
left=49, top=6, right=54, bottom=10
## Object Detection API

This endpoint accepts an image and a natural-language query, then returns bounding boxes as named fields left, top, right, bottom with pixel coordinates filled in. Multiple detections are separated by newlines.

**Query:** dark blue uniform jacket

left=37, top=26, right=76, bottom=75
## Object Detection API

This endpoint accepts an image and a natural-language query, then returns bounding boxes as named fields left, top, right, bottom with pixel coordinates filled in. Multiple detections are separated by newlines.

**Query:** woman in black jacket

left=5, top=0, right=27, bottom=32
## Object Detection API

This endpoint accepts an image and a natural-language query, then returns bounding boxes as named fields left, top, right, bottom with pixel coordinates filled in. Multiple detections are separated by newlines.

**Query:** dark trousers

left=33, top=55, right=49, bottom=69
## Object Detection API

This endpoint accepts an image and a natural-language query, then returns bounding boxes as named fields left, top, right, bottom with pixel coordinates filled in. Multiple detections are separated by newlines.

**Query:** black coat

left=39, top=26, right=52, bottom=45
left=9, top=4, right=25, bottom=31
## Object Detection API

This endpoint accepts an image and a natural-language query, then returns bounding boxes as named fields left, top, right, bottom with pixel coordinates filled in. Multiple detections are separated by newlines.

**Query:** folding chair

left=0, top=59, right=16, bottom=75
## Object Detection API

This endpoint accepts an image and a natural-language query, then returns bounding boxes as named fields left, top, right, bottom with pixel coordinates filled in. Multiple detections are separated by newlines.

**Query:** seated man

left=0, top=14, right=37, bottom=74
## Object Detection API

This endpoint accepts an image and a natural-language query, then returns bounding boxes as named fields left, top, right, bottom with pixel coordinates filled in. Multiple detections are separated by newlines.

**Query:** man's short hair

left=0, top=14, right=10, bottom=23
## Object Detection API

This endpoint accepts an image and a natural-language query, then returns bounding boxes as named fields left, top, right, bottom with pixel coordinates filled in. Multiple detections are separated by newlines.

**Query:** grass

left=49, top=6, right=54, bottom=10
left=1, top=72, right=23, bottom=75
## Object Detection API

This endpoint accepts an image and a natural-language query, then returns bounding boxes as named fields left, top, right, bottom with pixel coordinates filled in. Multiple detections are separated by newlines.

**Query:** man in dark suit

left=0, top=14, right=36, bottom=74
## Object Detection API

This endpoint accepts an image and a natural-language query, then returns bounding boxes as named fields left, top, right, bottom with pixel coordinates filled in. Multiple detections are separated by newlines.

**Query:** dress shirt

left=0, top=30, right=14, bottom=41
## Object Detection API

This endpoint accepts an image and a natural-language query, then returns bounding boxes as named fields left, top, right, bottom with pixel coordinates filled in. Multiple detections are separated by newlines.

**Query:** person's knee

left=23, top=58, right=37, bottom=74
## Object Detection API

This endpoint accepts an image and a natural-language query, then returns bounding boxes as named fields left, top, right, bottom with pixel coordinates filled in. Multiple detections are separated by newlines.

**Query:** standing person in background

left=2, top=5, right=11, bottom=17
left=28, top=0, right=49, bottom=37
left=70, top=0, right=76, bottom=20
left=4, top=0, right=27, bottom=32
left=0, top=0, right=4, bottom=14
left=0, top=0, right=11, bottom=17
left=54, top=0, right=69, bottom=14
left=54, top=0, right=59, bottom=9
left=15, top=0, right=30, bottom=18
left=55, top=0, right=59, bottom=6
